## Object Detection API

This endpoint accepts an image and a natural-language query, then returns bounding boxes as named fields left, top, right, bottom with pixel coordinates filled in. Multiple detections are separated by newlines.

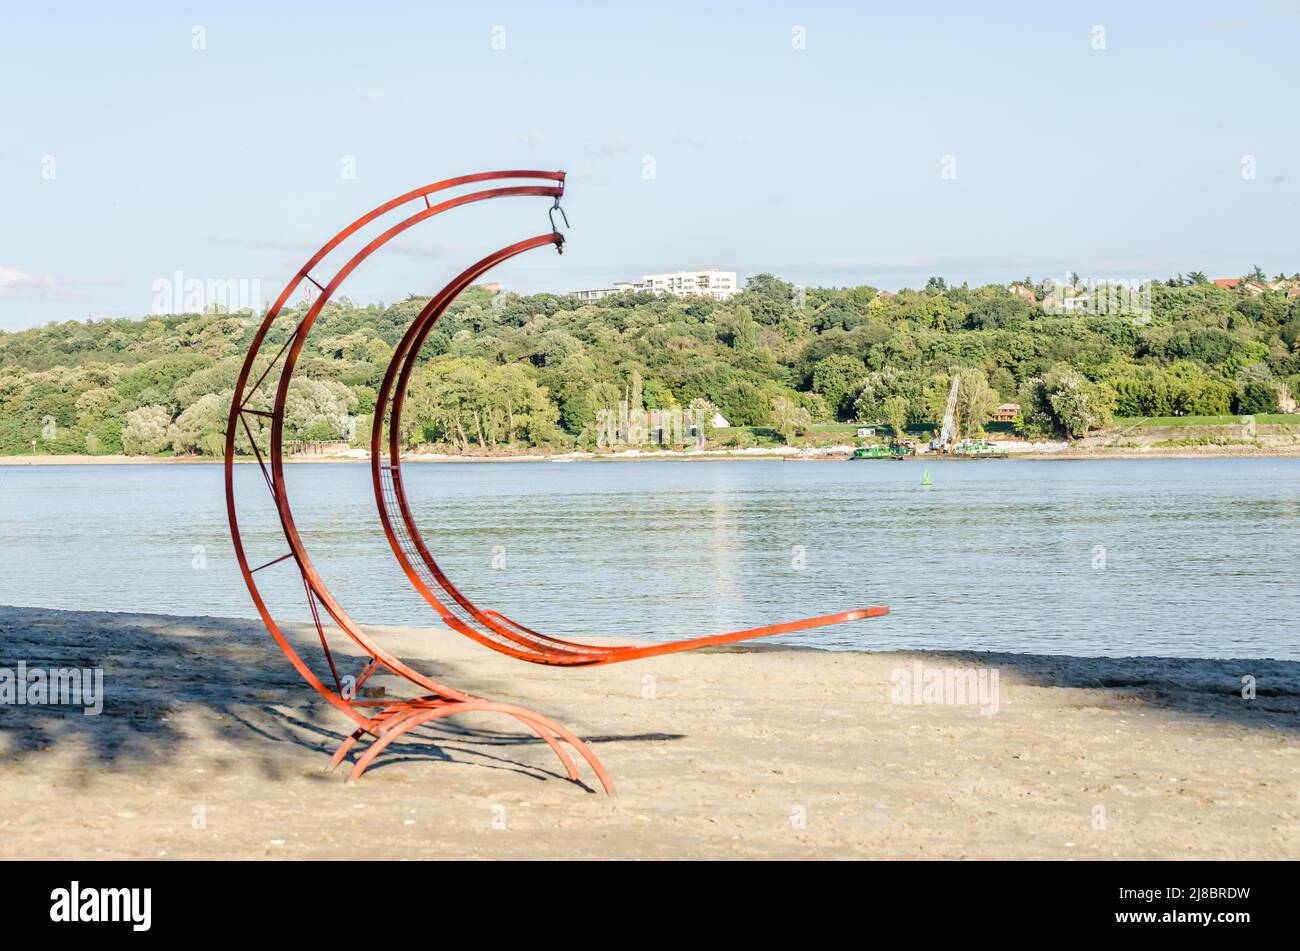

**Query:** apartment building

left=571, top=269, right=739, bottom=302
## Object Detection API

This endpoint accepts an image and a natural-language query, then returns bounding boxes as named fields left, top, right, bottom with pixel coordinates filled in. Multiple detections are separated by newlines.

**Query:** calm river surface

left=1, top=458, right=1296, bottom=659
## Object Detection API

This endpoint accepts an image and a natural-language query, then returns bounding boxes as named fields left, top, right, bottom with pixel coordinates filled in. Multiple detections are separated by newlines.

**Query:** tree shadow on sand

left=945, top=649, right=1299, bottom=729
left=0, top=606, right=679, bottom=789
left=729, top=642, right=1300, bottom=731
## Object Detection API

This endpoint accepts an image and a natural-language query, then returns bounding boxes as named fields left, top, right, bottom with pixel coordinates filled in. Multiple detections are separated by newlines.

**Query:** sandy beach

left=1, top=605, right=1296, bottom=860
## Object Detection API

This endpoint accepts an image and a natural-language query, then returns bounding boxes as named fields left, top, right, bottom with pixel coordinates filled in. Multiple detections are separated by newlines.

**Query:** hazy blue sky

left=1, top=1, right=1297, bottom=329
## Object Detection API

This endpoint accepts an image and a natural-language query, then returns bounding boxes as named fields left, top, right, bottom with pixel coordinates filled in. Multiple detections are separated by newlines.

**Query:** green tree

left=853, top=368, right=925, bottom=424
left=121, top=405, right=172, bottom=455
left=715, top=379, right=770, bottom=426
left=955, top=369, right=1001, bottom=438
left=811, top=354, right=865, bottom=420
left=1236, top=380, right=1279, bottom=414
left=1020, top=365, right=1114, bottom=438
left=283, top=378, right=358, bottom=442
left=407, top=357, right=496, bottom=450
left=167, top=392, right=229, bottom=456
left=770, top=396, right=812, bottom=443
left=883, top=395, right=909, bottom=442
left=492, top=363, right=560, bottom=445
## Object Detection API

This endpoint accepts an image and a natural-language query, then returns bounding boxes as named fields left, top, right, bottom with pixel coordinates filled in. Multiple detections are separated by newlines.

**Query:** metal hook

left=549, top=198, right=569, bottom=234
left=549, top=197, right=568, bottom=254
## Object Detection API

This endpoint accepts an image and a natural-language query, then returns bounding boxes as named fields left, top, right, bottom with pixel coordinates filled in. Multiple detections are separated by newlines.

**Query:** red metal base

left=330, top=695, right=613, bottom=791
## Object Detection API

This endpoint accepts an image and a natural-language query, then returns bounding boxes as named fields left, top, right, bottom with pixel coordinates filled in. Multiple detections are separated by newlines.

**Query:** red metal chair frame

left=225, top=171, right=611, bottom=790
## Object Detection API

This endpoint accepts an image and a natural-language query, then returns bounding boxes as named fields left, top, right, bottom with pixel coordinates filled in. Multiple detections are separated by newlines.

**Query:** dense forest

left=2, top=271, right=1298, bottom=456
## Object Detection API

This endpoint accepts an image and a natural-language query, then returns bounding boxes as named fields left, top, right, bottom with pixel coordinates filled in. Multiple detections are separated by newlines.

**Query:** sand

left=1, top=605, right=1297, bottom=860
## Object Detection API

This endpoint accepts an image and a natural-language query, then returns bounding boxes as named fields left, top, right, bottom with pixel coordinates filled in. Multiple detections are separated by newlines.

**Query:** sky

left=1, top=0, right=1297, bottom=330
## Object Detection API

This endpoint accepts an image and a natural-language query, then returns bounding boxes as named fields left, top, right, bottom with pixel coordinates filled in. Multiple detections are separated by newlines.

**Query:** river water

left=1, top=458, right=1296, bottom=659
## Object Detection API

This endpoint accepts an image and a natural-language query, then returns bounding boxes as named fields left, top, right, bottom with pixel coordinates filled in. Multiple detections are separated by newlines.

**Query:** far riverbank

left=5, top=442, right=1300, bottom=466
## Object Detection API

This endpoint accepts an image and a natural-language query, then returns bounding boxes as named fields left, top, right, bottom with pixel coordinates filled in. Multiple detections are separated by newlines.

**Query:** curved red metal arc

left=370, top=236, right=617, bottom=664
left=225, top=170, right=612, bottom=790
left=369, top=230, right=890, bottom=667
left=345, top=700, right=613, bottom=790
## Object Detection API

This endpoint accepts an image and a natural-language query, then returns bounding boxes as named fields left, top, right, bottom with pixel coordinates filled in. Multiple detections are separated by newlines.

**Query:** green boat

left=851, top=444, right=911, bottom=460
left=951, top=440, right=1009, bottom=459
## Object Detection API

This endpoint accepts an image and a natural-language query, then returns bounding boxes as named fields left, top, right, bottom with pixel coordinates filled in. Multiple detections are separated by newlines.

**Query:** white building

left=571, top=282, right=640, bottom=302
left=571, top=269, right=739, bottom=302
left=641, top=269, right=738, bottom=300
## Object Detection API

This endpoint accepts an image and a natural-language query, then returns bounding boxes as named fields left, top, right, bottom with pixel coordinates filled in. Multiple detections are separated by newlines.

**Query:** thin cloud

left=0, top=266, right=61, bottom=298
left=353, top=87, right=394, bottom=105
left=511, top=129, right=548, bottom=149
left=588, top=135, right=635, bottom=156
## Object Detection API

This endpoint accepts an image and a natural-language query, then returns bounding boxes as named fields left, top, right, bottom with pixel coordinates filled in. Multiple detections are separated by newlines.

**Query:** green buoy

left=921, top=468, right=932, bottom=486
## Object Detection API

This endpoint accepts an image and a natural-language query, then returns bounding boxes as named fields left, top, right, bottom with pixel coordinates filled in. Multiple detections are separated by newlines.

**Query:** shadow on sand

left=3, top=607, right=1297, bottom=789
left=709, top=640, right=1300, bottom=731
left=0, top=606, right=678, bottom=789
